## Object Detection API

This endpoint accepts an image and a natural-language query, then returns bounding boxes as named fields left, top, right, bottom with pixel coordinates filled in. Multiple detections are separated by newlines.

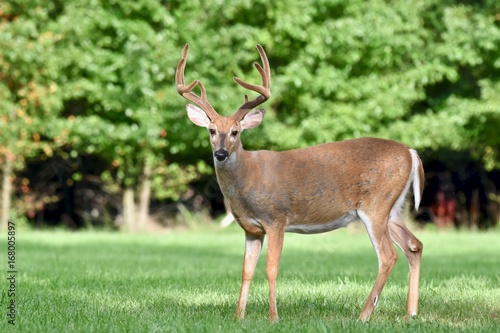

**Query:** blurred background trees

left=0, top=0, right=498, bottom=230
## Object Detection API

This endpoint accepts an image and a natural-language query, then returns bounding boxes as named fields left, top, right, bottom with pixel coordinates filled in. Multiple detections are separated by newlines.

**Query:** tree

left=0, top=1, right=64, bottom=229
left=47, top=0, right=210, bottom=230
left=1, top=0, right=498, bottom=228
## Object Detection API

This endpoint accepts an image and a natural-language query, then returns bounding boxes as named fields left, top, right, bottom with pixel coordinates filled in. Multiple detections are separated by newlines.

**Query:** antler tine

left=233, top=44, right=271, bottom=120
left=175, top=43, right=219, bottom=120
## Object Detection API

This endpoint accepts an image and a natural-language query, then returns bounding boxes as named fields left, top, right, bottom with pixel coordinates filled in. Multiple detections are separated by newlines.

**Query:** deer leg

left=388, top=215, right=423, bottom=320
left=265, top=227, right=285, bottom=323
left=358, top=210, right=399, bottom=322
left=235, top=232, right=264, bottom=319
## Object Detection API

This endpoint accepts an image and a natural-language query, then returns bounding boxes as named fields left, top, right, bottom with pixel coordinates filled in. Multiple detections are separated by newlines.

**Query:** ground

left=2, top=224, right=499, bottom=332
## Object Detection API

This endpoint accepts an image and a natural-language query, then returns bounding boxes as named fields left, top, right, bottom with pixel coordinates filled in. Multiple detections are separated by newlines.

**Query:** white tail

left=176, top=44, right=424, bottom=322
left=410, top=149, right=423, bottom=210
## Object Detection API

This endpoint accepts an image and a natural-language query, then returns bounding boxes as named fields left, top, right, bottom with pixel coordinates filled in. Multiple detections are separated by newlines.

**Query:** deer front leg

left=235, top=232, right=264, bottom=319
left=265, top=227, right=285, bottom=323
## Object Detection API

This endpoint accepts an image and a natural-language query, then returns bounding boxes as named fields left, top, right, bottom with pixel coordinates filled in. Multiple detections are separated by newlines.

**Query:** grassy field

left=2, top=225, right=500, bottom=332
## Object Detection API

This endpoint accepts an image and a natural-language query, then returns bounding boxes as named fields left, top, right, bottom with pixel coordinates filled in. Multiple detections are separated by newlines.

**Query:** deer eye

left=231, top=130, right=239, bottom=137
left=209, top=129, right=216, bottom=136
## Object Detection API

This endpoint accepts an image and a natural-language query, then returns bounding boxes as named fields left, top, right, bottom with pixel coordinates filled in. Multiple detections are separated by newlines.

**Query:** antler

left=232, top=44, right=271, bottom=121
left=176, top=44, right=219, bottom=121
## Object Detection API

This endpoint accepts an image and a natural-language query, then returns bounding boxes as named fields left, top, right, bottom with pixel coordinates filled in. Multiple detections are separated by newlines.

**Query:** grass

left=2, top=225, right=500, bottom=332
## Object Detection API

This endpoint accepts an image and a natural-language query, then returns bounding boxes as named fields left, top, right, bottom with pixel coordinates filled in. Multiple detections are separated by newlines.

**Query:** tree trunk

left=123, top=186, right=136, bottom=232
left=1, top=154, right=13, bottom=230
left=138, top=159, right=152, bottom=230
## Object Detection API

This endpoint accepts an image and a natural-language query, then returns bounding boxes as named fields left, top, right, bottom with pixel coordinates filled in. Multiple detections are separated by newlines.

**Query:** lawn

left=2, top=225, right=500, bottom=332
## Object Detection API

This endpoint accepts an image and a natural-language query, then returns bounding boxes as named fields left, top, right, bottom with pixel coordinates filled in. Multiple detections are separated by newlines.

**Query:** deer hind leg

left=357, top=210, right=399, bottom=322
left=235, top=232, right=264, bottom=319
left=388, top=214, right=423, bottom=320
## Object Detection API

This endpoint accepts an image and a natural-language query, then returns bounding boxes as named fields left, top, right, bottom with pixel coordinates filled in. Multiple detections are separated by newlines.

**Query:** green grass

left=2, top=225, right=500, bottom=332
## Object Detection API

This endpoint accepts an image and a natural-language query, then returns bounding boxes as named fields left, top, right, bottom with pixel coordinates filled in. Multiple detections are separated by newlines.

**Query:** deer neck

left=214, top=144, right=253, bottom=198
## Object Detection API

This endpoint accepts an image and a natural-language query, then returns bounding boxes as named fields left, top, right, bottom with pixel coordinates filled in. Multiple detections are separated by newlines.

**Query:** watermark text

left=6, top=221, right=16, bottom=325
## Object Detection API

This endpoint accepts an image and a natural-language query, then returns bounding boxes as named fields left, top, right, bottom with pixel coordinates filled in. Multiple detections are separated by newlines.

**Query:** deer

left=175, top=43, right=424, bottom=323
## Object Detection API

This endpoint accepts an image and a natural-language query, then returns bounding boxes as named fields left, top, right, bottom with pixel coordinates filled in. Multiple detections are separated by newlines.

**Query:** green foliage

left=0, top=1, right=64, bottom=167
left=1, top=0, right=499, bottom=224
left=48, top=0, right=178, bottom=186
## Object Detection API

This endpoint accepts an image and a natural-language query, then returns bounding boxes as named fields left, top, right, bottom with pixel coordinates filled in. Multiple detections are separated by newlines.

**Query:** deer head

left=175, top=44, right=271, bottom=163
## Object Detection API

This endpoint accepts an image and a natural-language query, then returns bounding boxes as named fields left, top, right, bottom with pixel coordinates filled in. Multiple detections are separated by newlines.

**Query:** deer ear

left=186, top=104, right=210, bottom=128
left=241, top=108, right=265, bottom=130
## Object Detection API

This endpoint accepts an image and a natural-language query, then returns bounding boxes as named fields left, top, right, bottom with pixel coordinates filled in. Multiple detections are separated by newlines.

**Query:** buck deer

left=176, top=44, right=424, bottom=322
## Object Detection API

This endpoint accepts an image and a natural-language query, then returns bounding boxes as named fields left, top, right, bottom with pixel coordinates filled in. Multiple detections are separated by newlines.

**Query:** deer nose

left=214, top=149, right=229, bottom=162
